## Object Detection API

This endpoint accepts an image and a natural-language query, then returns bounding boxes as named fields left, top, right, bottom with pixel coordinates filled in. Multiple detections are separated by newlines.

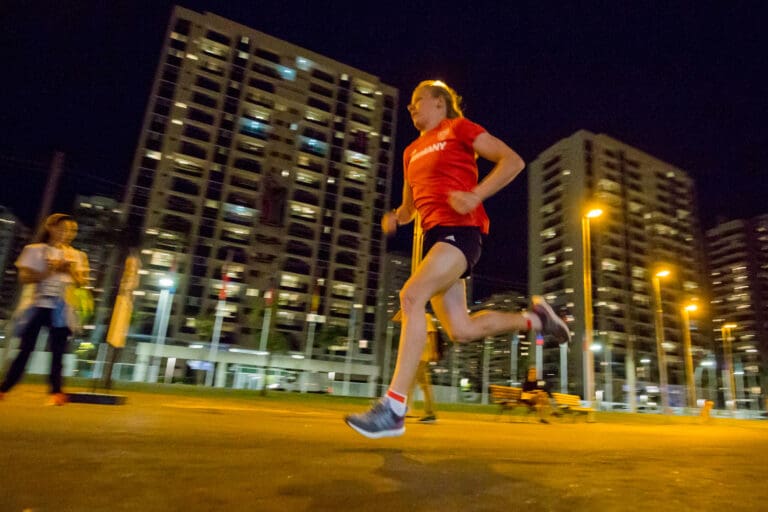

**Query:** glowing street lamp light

left=585, top=208, right=603, bottom=219
left=582, top=206, right=603, bottom=406
left=721, top=323, right=738, bottom=410
left=681, top=303, right=698, bottom=408
left=651, top=268, right=671, bottom=413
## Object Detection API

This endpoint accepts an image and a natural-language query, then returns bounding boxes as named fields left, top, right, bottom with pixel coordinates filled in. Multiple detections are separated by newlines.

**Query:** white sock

left=386, top=394, right=407, bottom=416
left=523, top=311, right=543, bottom=331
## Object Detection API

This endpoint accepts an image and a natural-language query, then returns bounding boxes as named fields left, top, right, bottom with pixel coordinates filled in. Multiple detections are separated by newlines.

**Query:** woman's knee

left=399, top=285, right=429, bottom=316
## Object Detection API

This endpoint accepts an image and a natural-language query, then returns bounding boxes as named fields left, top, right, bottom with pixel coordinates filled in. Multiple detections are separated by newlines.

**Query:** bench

left=551, top=392, right=596, bottom=422
left=489, top=385, right=536, bottom=419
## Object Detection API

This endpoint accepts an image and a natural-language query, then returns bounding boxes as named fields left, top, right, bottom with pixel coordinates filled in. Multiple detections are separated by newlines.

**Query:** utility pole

left=36, top=151, right=65, bottom=227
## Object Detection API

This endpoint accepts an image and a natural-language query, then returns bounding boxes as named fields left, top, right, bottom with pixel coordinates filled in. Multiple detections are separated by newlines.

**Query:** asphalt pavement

left=1, top=383, right=767, bottom=512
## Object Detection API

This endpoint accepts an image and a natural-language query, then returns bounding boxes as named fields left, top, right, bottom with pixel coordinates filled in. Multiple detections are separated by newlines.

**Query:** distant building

left=0, top=207, right=30, bottom=323
left=378, top=246, right=529, bottom=395
left=460, top=290, right=529, bottom=391
left=528, top=130, right=710, bottom=403
left=121, top=7, right=397, bottom=357
left=706, top=214, right=768, bottom=407
left=375, top=251, right=411, bottom=390
left=380, top=250, right=411, bottom=318
left=71, top=195, right=124, bottom=340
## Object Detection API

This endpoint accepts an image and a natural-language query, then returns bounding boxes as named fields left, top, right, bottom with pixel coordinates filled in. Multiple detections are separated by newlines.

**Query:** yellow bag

left=71, top=287, right=94, bottom=323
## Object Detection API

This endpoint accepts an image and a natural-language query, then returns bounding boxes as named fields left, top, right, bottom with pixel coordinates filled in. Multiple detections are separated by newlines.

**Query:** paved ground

left=1, top=383, right=767, bottom=512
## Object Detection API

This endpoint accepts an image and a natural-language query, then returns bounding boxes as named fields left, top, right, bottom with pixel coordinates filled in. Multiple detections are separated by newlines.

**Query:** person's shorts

left=423, top=226, right=483, bottom=278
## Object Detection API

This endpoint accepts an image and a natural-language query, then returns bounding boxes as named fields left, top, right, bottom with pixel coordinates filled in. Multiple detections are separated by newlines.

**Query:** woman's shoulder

left=21, top=243, right=47, bottom=253
left=16, top=243, right=47, bottom=268
left=450, top=117, right=486, bottom=141
left=450, top=117, right=484, bottom=131
left=64, top=245, right=89, bottom=263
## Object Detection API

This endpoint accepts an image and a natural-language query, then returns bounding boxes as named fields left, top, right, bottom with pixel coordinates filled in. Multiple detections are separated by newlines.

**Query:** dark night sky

left=1, top=1, right=766, bottom=288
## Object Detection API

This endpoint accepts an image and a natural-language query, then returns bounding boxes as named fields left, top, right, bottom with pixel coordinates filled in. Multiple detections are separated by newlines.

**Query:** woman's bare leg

left=431, top=280, right=531, bottom=343
left=388, top=243, right=466, bottom=396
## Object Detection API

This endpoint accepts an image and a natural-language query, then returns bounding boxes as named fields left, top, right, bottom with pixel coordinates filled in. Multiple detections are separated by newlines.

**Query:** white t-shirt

left=15, top=243, right=84, bottom=309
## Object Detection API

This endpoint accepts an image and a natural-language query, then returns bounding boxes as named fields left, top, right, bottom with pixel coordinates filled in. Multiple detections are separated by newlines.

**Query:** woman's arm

left=394, top=181, right=416, bottom=224
left=472, top=131, right=525, bottom=199
left=382, top=181, right=417, bottom=235
left=70, top=251, right=90, bottom=287
left=18, top=266, right=49, bottom=284
left=448, top=132, right=526, bottom=214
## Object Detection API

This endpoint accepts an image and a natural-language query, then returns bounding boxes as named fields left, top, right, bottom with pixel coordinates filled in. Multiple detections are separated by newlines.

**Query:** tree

left=316, top=325, right=347, bottom=352
left=241, top=295, right=289, bottom=353
left=264, top=329, right=288, bottom=353
left=194, top=309, right=216, bottom=342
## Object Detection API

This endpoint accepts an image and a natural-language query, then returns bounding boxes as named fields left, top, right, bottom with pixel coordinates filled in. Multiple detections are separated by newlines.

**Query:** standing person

left=521, top=366, right=554, bottom=424
left=407, top=314, right=440, bottom=424
left=0, top=214, right=89, bottom=405
left=103, top=251, right=140, bottom=389
left=345, top=80, right=571, bottom=438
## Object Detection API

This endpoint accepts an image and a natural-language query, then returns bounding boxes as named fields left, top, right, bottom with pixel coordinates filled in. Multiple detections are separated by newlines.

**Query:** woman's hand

left=448, top=190, right=482, bottom=215
left=382, top=210, right=398, bottom=236
left=48, top=259, right=71, bottom=273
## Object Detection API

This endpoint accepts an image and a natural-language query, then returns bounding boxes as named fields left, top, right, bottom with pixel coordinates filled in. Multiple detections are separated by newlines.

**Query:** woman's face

left=407, top=86, right=444, bottom=132
left=61, top=220, right=78, bottom=244
left=48, top=220, right=78, bottom=245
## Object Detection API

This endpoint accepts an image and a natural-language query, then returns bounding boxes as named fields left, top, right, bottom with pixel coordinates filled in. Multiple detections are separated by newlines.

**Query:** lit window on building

left=541, top=228, right=556, bottom=239
left=276, top=65, right=296, bottom=81
left=295, top=56, right=312, bottom=71
left=289, top=203, right=318, bottom=221
left=332, top=282, right=355, bottom=298
left=240, top=118, right=269, bottom=138
left=299, top=136, right=328, bottom=157
left=345, top=150, right=371, bottom=169
left=150, top=251, right=174, bottom=267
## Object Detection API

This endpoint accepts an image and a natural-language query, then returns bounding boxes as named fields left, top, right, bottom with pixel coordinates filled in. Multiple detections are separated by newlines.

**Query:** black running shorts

left=422, top=226, right=483, bottom=278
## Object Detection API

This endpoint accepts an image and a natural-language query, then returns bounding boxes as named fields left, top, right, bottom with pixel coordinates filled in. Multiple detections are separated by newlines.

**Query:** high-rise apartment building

left=0, top=207, right=30, bottom=324
left=122, top=7, right=397, bottom=357
left=706, top=214, right=768, bottom=407
left=529, top=130, right=710, bottom=403
left=71, top=195, right=124, bottom=340
left=377, top=251, right=530, bottom=398
left=463, top=290, right=529, bottom=389
left=376, top=251, right=412, bottom=391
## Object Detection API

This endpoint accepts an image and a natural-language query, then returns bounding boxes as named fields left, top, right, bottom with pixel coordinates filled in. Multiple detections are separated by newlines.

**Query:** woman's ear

left=437, top=95, right=446, bottom=111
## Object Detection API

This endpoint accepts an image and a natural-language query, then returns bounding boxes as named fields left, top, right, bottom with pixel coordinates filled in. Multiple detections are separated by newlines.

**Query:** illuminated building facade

left=0, top=207, right=29, bottom=324
left=706, top=214, right=768, bottom=406
left=71, top=195, right=124, bottom=341
left=528, top=130, right=710, bottom=402
left=462, top=291, right=529, bottom=390
left=122, top=7, right=397, bottom=357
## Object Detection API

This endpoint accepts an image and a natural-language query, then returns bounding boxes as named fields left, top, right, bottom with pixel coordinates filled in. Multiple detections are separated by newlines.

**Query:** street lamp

left=582, top=207, right=603, bottom=405
left=342, top=302, right=364, bottom=396
left=590, top=342, right=603, bottom=403
left=681, top=303, right=697, bottom=409
left=721, top=323, right=738, bottom=411
left=651, top=268, right=671, bottom=412
left=149, top=275, right=175, bottom=383
left=640, top=357, right=651, bottom=379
